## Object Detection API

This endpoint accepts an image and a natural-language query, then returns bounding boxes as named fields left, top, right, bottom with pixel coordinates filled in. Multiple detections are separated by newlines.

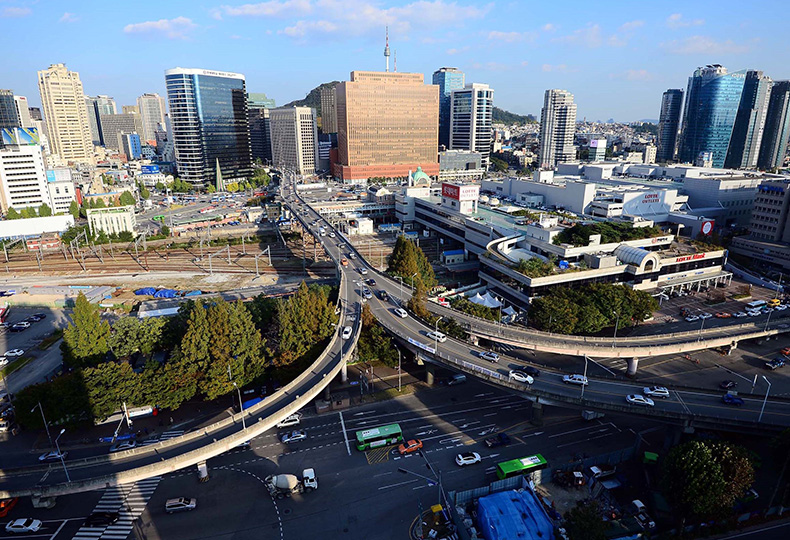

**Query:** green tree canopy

left=358, top=303, right=398, bottom=367
left=407, top=278, right=431, bottom=320
left=19, top=207, right=37, bottom=219
left=119, top=191, right=136, bottom=206
left=110, top=317, right=142, bottom=358
left=69, top=200, right=80, bottom=220
left=38, top=203, right=52, bottom=217
left=61, top=292, right=111, bottom=368
left=5, top=207, right=21, bottom=220
left=564, top=500, right=608, bottom=540
left=387, top=235, right=436, bottom=288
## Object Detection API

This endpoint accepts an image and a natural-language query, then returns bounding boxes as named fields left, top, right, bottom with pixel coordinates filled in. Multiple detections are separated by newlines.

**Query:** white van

left=165, top=497, right=197, bottom=513
left=426, top=331, right=447, bottom=343
left=276, top=413, right=302, bottom=429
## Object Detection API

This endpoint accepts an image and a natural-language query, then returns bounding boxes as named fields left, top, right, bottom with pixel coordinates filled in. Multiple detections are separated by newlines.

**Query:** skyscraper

left=432, top=67, right=465, bottom=150
left=137, top=93, right=167, bottom=142
left=37, top=64, right=94, bottom=164
left=335, top=71, right=439, bottom=181
left=724, top=70, right=772, bottom=169
left=165, top=67, right=252, bottom=188
left=248, top=93, right=275, bottom=164
left=248, top=93, right=276, bottom=109
left=13, top=96, right=34, bottom=128
left=539, top=89, right=577, bottom=168
left=319, top=85, right=338, bottom=134
left=99, top=113, right=143, bottom=151
left=0, top=90, right=20, bottom=129
left=656, top=89, right=683, bottom=162
left=270, top=106, right=318, bottom=175
left=449, top=83, right=493, bottom=169
left=758, top=81, right=790, bottom=170
left=85, top=95, right=118, bottom=145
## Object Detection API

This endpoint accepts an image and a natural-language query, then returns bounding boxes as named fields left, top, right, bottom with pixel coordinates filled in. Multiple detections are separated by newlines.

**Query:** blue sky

left=3, top=0, right=789, bottom=121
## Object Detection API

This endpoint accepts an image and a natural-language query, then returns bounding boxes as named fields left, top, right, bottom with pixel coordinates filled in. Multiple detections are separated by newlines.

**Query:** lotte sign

left=442, top=183, right=479, bottom=202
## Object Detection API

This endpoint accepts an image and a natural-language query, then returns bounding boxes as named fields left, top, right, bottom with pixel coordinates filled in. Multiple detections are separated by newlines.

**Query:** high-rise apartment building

left=165, top=67, right=252, bottom=188
left=319, top=85, right=338, bottom=134
left=0, top=90, right=20, bottom=129
left=137, top=93, right=166, bottom=142
left=724, top=70, right=772, bottom=169
left=432, top=68, right=465, bottom=150
left=0, top=128, right=49, bottom=213
left=656, top=89, right=683, bottom=163
left=758, top=81, right=790, bottom=170
left=449, top=83, right=493, bottom=169
left=13, top=96, right=34, bottom=128
left=99, top=113, right=143, bottom=151
left=539, top=89, right=577, bottom=168
left=38, top=64, right=94, bottom=164
left=270, top=106, right=318, bottom=175
left=335, top=71, right=439, bottom=181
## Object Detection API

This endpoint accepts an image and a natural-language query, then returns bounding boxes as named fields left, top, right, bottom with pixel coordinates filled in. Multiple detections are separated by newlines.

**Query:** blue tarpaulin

left=134, top=288, right=156, bottom=296
left=242, top=397, right=264, bottom=410
left=184, top=290, right=202, bottom=297
left=154, top=289, right=177, bottom=298
left=477, top=490, right=555, bottom=540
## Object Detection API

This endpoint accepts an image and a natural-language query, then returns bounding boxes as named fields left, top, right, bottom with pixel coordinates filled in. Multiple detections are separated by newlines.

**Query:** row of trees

left=529, top=284, right=658, bottom=335
left=553, top=222, right=665, bottom=247
left=387, top=235, right=436, bottom=289
left=5, top=203, right=54, bottom=220
left=15, top=283, right=337, bottom=427
left=60, top=224, right=135, bottom=246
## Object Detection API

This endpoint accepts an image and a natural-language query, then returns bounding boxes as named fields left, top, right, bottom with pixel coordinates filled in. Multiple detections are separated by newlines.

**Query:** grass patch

left=0, top=356, right=32, bottom=378
left=38, top=329, right=63, bottom=350
left=732, top=293, right=752, bottom=300
left=365, top=383, right=422, bottom=402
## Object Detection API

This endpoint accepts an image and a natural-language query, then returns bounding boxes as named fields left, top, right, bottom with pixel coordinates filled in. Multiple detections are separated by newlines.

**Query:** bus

left=153, top=215, right=165, bottom=222
left=746, top=300, right=767, bottom=311
left=496, top=454, right=549, bottom=480
left=355, top=423, right=403, bottom=451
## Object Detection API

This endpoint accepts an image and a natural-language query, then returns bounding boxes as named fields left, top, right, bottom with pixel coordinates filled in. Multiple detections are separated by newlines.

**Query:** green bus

left=496, top=454, right=548, bottom=480
left=153, top=215, right=165, bottom=222
left=355, top=423, right=403, bottom=451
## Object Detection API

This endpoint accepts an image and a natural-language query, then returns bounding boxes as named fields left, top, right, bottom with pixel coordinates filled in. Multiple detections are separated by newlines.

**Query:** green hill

left=283, top=81, right=340, bottom=116
left=492, top=107, right=537, bottom=125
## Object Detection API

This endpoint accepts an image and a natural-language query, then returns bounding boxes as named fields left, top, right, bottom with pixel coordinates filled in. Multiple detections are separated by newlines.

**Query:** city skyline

left=3, top=1, right=789, bottom=122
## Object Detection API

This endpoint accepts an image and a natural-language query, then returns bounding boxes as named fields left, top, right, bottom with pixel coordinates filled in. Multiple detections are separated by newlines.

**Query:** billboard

left=701, top=220, right=714, bottom=236
left=141, top=165, right=160, bottom=175
left=442, top=182, right=479, bottom=201
left=1, top=127, right=40, bottom=146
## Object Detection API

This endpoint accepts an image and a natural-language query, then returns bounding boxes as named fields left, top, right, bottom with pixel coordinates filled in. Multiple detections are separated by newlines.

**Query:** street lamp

left=227, top=364, right=246, bottom=430
left=397, top=276, right=404, bottom=298
left=55, top=428, right=71, bottom=482
left=397, top=347, right=402, bottom=392
left=411, top=272, right=418, bottom=294
left=611, top=310, right=621, bottom=349
left=697, top=309, right=707, bottom=341
left=759, top=376, right=772, bottom=423
left=581, top=355, right=589, bottom=399
left=31, top=402, right=53, bottom=449
left=434, top=316, right=443, bottom=359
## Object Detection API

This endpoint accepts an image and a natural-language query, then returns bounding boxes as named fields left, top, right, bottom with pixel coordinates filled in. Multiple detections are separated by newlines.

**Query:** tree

left=142, top=346, right=199, bottom=410
left=119, top=191, right=136, bottom=206
left=19, top=207, right=37, bottom=219
left=110, top=317, right=142, bottom=358
left=490, top=156, right=509, bottom=173
left=160, top=225, right=170, bottom=237
left=139, top=184, right=151, bottom=200
left=69, top=200, right=80, bottom=220
left=155, top=182, right=166, bottom=191
left=357, top=304, right=398, bottom=367
left=564, top=500, right=608, bottom=540
left=228, top=300, right=266, bottom=384
left=94, top=198, right=106, bottom=209
left=662, top=440, right=754, bottom=520
left=201, top=301, right=235, bottom=400
left=408, top=279, right=431, bottom=320
left=138, top=317, right=165, bottom=358
left=38, top=203, right=52, bottom=217
left=61, top=292, right=111, bottom=368
left=5, top=207, right=21, bottom=220
left=180, top=303, right=211, bottom=373
left=82, top=361, right=141, bottom=420
left=388, top=235, right=436, bottom=288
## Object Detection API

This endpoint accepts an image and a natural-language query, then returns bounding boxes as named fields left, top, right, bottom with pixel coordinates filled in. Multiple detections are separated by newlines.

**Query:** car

left=394, top=308, right=408, bottom=319
left=748, top=310, right=761, bottom=317
left=377, top=290, right=389, bottom=301
left=4, top=350, right=23, bottom=358
left=781, top=347, right=790, bottom=357
left=765, top=358, right=786, bottom=370
left=626, top=394, right=655, bottom=407
left=367, top=278, right=377, bottom=287
left=479, top=351, right=500, bottom=363
left=280, top=430, right=307, bottom=444
left=523, top=366, right=541, bottom=378
left=733, top=312, right=748, bottom=318
left=719, top=380, right=737, bottom=390
left=9, top=322, right=29, bottom=332
left=165, top=497, right=197, bottom=514
left=109, top=440, right=137, bottom=453
left=5, top=518, right=42, bottom=534
left=563, top=374, right=589, bottom=386
left=775, top=304, right=788, bottom=311
left=0, top=357, right=7, bottom=368
left=509, top=370, right=534, bottom=384
left=358, top=267, right=368, bottom=275
left=0, top=498, right=18, bottom=518
left=362, top=288, right=373, bottom=300
left=721, top=393, right=745, bottom=406
left=348, top=253, right=356, bottom=259
left=328, top=232, right=336, bottom=238
left=398, top=439, right=423, bottom=455
left=38, top=450, right=68, bottom=462
left=426, top=331, right=447, bottom=343
left=684, top=315, right=699, bottom=322
left=276, top=413, right=302, bottom=428
left=341, top=326, right=353, bottom=340
left=699, top=312, right=713, bottom=319
left=455, top=452, right=482, bottom=467
left=26, top=315, right=43, bottom=323
left=643, top=386, right=670, bottom=399
left=83, top=512, right=120, bottom=527
left=715, top=312, right=732, bottom=318
left=484, top=432, right=511, bottom=448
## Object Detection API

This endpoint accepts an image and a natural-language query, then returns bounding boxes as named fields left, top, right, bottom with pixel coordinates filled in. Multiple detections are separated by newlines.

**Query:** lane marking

left=338, top=411, right=351, bottom=456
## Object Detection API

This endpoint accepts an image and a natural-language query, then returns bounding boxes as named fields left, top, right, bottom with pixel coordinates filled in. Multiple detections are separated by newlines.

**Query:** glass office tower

left=758, top=81, right=790, bottom=170
left=165, top=68, right=252, bottom=188
left=656, top=89, right=683, bottom=163
left=433, top=68, right=465, bottom=151
left=679, top=65, right=746, bottom=168
left=724, top=70, right=772, bottom=169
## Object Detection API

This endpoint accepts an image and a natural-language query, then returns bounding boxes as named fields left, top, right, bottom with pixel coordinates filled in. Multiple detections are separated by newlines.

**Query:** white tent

left=469, top=293, right=488, bottom=306
left=482, top=293, right=502, bottom=308
left=502, top=306, right=517, bottom=316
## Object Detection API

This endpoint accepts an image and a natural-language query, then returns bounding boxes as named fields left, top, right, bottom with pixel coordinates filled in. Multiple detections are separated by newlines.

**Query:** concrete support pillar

left=729, top=341, right=738, bottom=355
left=530, top=400, right=544, bottom=427
left=323, top=386, right=331, bottom=401
left=469, top=335, right=479, bottom=347
left=425, top=364, right=435, bottom=386
left=626, top=357, right=639, bottom=377
left=341, top=361, right=348, bottom=383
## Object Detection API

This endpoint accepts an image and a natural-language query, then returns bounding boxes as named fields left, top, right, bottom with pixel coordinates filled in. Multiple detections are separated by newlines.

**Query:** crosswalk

left=140, top=430, right=185, bottom=446
left=72, top=476, right=161, bottom=540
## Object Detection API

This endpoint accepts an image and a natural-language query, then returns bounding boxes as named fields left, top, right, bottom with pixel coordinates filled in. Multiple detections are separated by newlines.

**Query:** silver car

left=165, top=497, right=197, bottom=514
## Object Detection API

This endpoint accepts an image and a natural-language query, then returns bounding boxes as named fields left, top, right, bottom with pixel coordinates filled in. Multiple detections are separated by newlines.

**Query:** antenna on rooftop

left=384, top=26, right=391, bottom=72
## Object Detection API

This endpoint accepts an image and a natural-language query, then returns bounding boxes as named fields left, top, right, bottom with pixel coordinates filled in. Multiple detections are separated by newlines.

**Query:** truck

left=264, top=469, right=318, bottom=499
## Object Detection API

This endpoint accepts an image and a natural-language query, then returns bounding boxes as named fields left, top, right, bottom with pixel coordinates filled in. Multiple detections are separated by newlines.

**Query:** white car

left=479, top=351, right=500, bottom=363
left=455, top=452, right=482, bottom=467
left=358, top=267, right=368, bottom=275
left=776, top=304, right=788, bottom=311
left=563, top=374, right=588, bottom=386
left=426, top=330, right=447, bottom=343
left=626, top=394, right=655, bottom=407
left=0, top=357, right=8, bottom=368
left=509, top=370, right=534, bottom=384
left=5, top=519, right=42, bottom=534
left=276, top=413, right=302, bottom=428
left=328, top=232, right=336, bottom=238
left=747, top=310, right=761, bottom=317
left=643, top=386, right=670, bottom=399
left=4, top=349, right=24, bottom=358
left=733, top=312, right=748, bottom=318
left=699, top=313, right=713, bottom=320
left=394, top=308, right=408, bottom=319
left=341, top=326, right=353, bottom=340
left=685, top=315, right=699, bottom=322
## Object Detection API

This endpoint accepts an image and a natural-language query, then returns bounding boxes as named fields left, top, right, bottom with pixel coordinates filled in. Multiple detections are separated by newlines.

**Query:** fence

left=450, top=475, right=528, bottom=508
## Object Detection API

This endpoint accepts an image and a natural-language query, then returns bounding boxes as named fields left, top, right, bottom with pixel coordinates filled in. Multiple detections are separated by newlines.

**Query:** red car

left=0, top=497, right=18, bottom=518
left=398, top=439, right=423, bottom=455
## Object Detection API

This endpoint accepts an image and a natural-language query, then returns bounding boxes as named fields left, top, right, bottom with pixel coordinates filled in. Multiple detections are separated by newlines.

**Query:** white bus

left=746, top=300, right=767, bottom=311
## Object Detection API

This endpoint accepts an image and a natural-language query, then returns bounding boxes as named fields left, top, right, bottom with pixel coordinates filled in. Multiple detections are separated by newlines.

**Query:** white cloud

left=542, top=23, right=556, bottom=32
left=619, top=20, right=644, bottom=32
left=662, top=35, right=749, bottom=55
left=59, top=12, right=79, bottom=23
left=446, top=46, right=469, bottom=55
left=666, top=13, right=704, bottom=29
left=611, top=69, right=655, bottom=82
left=542, top=63, right=572, bottom=73
left=123, top=17, right=198, bottom=40
left=1, top=6, right=31, bottom=17
left=213, top=0, right=312, bottom=19
left=487, top=30, right=536, bottom=43
left=282, top=19, right=338, bottom=38
left=554, top=23, right=602, bottom=48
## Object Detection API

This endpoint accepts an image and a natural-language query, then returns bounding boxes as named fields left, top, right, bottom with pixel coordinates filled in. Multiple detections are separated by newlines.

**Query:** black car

left=84, top=512, right=120, bottom=527
left=377, top=290, right=389, bottom=301
left=367, top=279, right=377, bottom=287
left=719, top=380, right=737, bottom=390
left=523, top=366, right=541, bottom=377
left=484, top=432, right=511, bottom=448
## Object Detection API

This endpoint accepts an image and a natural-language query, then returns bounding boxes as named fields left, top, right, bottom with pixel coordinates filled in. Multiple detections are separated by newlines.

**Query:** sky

left=3, top=0, right=789, bottom=122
